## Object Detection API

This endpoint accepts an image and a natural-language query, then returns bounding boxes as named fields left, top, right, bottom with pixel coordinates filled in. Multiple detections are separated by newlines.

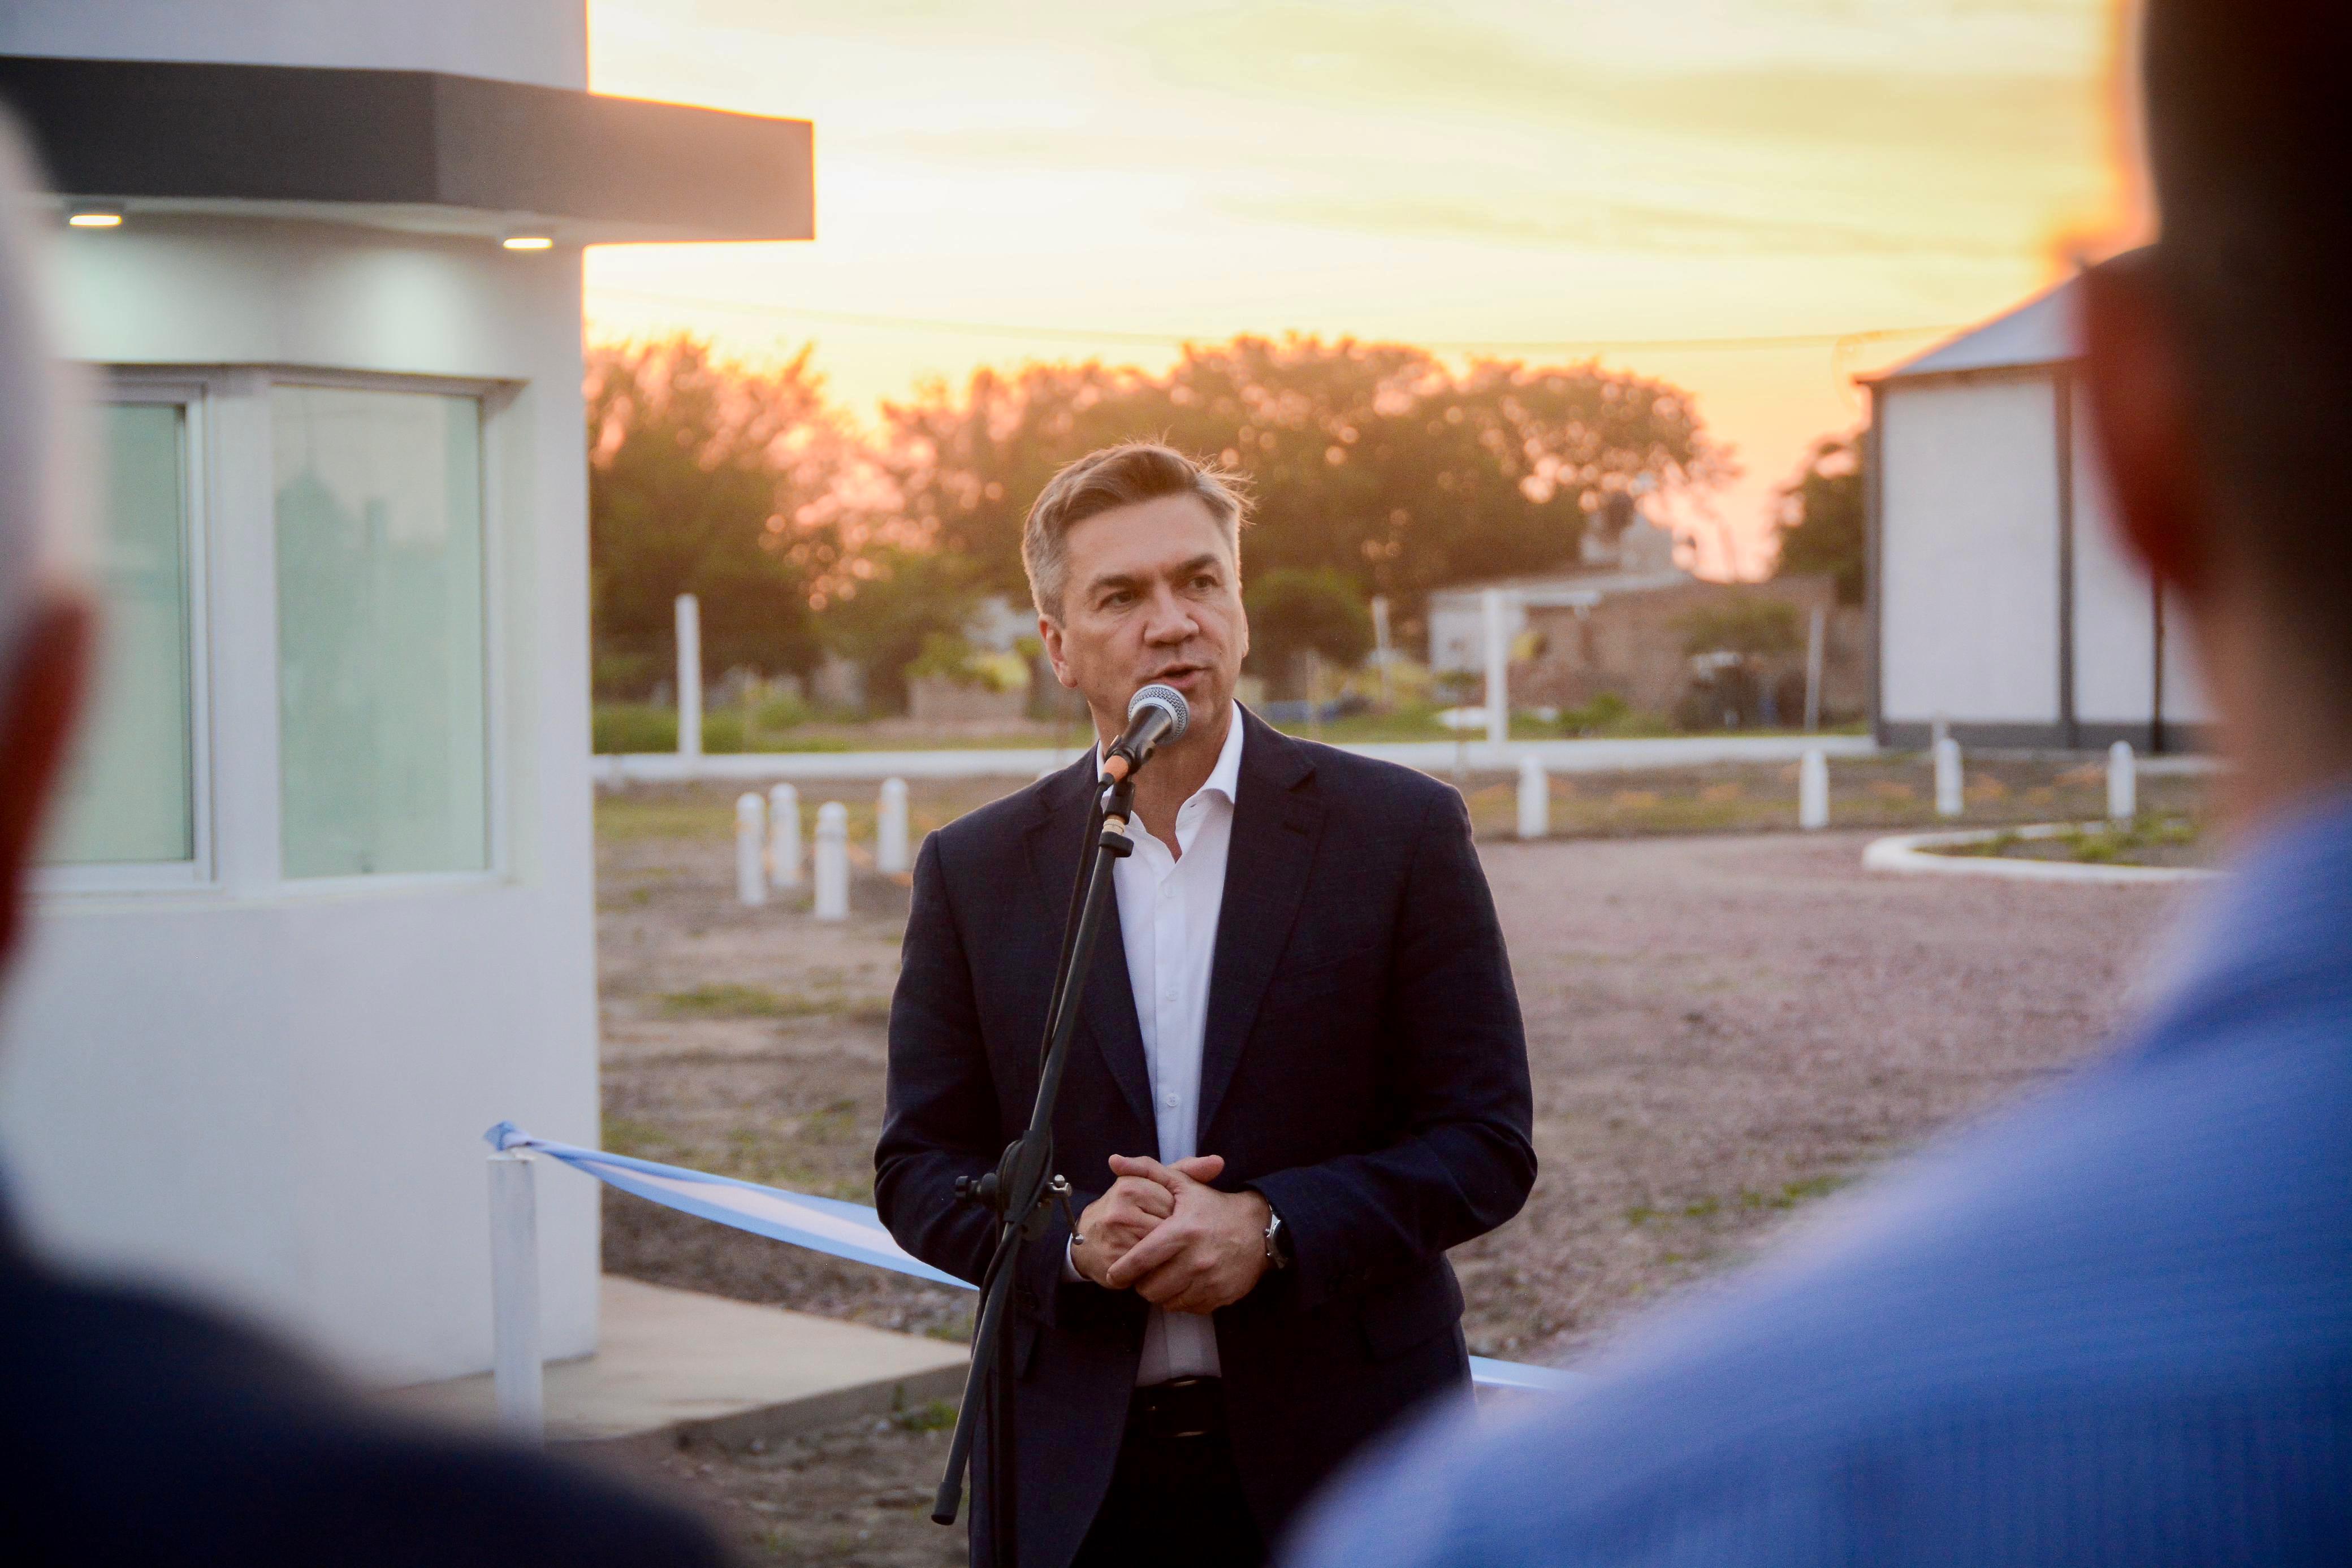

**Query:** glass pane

left=274, top=386, right=487, bottom=878
left=46, top=402, right=196, bottom=865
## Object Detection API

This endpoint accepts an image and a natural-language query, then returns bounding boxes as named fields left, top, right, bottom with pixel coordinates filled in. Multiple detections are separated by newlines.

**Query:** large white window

left=46, top=393, right=202, bottom=873
left=273, top=385, right=489, bottom=880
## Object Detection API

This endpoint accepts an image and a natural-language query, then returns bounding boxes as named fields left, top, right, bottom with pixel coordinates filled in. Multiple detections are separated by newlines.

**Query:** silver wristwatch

left=1262, top=1208, right=1290, bottom=1270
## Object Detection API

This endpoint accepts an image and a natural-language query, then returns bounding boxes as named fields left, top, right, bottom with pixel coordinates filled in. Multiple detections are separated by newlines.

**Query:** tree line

left=587, top=332, right=1854, bottom=708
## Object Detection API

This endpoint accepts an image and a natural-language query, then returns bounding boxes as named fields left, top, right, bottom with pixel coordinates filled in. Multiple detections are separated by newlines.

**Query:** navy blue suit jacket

left=0, top=1214, right=725, bottom=1566
left=1291, top=789, right=2352, bottom=1568
left=876, top=708, right=1536, bottom=1567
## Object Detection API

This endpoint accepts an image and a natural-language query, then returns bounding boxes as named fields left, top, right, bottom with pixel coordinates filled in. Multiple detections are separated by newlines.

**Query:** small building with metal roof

left=1865, top=278, right=2208, bottom=752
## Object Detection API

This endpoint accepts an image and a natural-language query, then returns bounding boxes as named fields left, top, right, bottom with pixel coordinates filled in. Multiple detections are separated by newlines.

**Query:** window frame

left=266, top=369, right=510, bottom=894
left=37, top=375, right=217, bottom=894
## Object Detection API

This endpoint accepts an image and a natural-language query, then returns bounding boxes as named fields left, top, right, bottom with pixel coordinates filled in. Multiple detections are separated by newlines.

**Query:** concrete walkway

left=592, top=731, right=1879, bottom=785
left=387, top=1276, right=967, bottom=1446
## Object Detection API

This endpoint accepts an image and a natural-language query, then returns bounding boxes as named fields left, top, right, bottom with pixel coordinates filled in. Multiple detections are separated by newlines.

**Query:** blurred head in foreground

left=0, top=116, right=723, bottom=1566
left=1285, top=5, right=2352, bottom=1566
left=2082, top=0, right=2352, bottom=821
left=0, top=117, right=92, bottom=981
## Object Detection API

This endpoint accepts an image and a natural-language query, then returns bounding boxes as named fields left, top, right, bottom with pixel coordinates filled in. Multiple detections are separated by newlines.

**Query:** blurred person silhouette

left=1287, top=2, right=2351, bottom=1564
left=0, top=119, right=727, bottom=1567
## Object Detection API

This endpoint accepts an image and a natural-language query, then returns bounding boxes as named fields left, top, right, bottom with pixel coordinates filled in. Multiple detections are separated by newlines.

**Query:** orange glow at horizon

left=585, top=0, right=2136, bottom=583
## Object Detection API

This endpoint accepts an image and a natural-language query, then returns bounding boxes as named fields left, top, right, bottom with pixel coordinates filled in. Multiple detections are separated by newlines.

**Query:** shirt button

left=1163, top=1092, right=1179, bottom=1108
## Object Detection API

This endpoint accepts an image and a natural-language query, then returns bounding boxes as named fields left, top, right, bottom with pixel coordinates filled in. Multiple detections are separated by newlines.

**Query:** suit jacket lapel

left=1023, top=753, right=1155, bottom=1133
left=1197, top=710, right=1324, bottom=1138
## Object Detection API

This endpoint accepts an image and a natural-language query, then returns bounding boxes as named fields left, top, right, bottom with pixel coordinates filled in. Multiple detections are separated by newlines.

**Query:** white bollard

left=675, top=593, right=702, bottom=764
left=814, top=802, right=850, bottom=921
left=735, top=793, right=768, bottom=905
left=767, top=783, right=802, bottom=889
left=1481, top=588, right=1510, bottom=746
left=1934, top=737, right=1964, bottom=818
left=1799, top=747, right=1830, bottom=830
left=487, top=1151, right=544, bottom=1444
left=1516, top=755, right=1549, bottom=840
left=876, top=777, right=911, bottom=875
left=2108, top=740, right=2137, bottom=824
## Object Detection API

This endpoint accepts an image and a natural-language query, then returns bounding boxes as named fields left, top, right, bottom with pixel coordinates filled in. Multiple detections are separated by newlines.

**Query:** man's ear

left=1038, top=613, right=1077, bottom=690
left=0, top=595, right=95, bottom=968
left=2079, top=258, right=2209, bottom=596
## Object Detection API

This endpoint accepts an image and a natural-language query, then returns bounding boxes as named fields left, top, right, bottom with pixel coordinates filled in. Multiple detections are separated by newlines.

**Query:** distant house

left=0, top=3, right=811, bottom=1384
left=1428, top=516, right=1865, bottom=726
left=1864, top=279, right=2208, bottom=751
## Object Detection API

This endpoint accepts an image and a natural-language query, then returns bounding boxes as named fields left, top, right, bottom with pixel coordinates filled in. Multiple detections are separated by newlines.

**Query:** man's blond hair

left=1021, top=441, right=1250, bottom=620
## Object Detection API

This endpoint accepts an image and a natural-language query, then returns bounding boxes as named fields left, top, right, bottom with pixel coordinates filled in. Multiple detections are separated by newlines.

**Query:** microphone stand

left=931, top=749, right=1148, bottom=1565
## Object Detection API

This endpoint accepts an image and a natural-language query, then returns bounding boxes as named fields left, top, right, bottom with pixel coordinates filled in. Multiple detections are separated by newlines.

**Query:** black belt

left=1126, top=1376, right=1227, bottom=1444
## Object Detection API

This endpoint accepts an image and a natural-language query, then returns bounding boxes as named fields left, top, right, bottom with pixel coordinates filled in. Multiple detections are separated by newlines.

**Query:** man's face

left=1040, top=493, right=1248, bottom=745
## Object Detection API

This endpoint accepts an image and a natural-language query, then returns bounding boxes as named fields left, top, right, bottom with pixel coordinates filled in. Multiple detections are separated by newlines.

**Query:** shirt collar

left=1094, top=700, right=1247, bottom=811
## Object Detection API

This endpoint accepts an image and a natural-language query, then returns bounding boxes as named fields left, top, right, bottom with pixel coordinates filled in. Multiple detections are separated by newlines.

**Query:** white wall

left=2068, top=381, right=2159, bottom=726
left=0, top=216, right=598, bottom=1384
left=1879, top=374, right=2063, bottom=725
left=0, top=0, right=585, bottom=90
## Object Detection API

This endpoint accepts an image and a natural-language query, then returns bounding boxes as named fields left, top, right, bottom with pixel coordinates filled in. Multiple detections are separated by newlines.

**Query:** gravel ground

left=590, top=759, right=2209, bottom=1563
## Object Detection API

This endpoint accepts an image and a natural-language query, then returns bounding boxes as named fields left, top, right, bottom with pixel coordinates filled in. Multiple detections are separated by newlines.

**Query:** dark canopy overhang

left=0, top=54, right=812, bottom=244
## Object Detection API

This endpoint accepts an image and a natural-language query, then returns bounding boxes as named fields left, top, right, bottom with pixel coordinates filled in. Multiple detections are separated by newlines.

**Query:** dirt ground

left=591, top=756, right=2210, bottom=1563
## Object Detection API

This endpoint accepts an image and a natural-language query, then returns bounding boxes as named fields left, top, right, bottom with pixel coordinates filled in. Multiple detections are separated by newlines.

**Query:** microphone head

left=1127, top=683, right=1190, bottom=742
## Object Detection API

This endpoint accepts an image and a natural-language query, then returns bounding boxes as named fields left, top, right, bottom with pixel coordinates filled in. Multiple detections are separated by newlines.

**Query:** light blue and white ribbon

left=486, top=1122, right=1583, bottom=1394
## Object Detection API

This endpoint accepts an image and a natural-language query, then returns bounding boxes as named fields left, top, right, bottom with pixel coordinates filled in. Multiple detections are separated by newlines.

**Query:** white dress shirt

left=1068, top=708, right=1245, bottom=1385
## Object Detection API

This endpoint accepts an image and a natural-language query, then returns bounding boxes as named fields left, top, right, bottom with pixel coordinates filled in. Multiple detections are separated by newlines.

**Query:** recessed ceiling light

left=67, top=205, right=123, bottom=229
left=501, top=233, right=554, bottom=251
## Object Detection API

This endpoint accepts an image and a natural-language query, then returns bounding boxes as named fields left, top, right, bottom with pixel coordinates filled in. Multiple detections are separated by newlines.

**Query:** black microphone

left=1104, top=683, right=1190, bottom=781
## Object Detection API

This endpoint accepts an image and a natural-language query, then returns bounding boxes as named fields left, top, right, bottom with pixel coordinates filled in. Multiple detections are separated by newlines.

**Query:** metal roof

left=1877, top=276, right=2081, bottom=382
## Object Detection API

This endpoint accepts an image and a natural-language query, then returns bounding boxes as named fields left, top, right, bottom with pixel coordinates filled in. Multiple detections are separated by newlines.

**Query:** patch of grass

left=660, top=983, right=803, bottom=1019
left=925, top=1310, right=975, bottom=1343
left=893, top=1398, right=958, bottom=1432
left=601, top=1115, right=676, bottom=1160
left=1740, top=1173, right=1854, bottom=1210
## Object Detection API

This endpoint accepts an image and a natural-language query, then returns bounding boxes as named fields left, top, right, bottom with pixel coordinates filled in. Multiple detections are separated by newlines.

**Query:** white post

left=1515, top=755, right=1549, bottom=841
left=1799, top=747, right=1830, bottom=830
left=734, top=793, right=767, bottom=905
left=675, top=593, right=703, bottom=764
left=876, top=777, right=911, bottom=875
left=1370, top=595, right=1393, bottom=707
left=1481, top=587, right=1509, bottom=746
left=1934, top=737, right=1964, bottom=818
left=1802, top=605, right=1826, bottom=733
left=767, top=783, right=802, bottom=889
left=487, top=1151, right=544, bottom=1444
left=2107, top=740, right=2137, bottom=824
left=814, top=802, right=850, bottom=921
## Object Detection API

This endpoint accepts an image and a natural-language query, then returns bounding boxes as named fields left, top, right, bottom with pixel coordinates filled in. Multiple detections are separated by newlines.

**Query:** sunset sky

left=584, top=0, right=2139, bottom=581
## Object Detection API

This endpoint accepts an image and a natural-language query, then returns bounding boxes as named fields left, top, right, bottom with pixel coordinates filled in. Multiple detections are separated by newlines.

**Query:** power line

left=583, top=284, right=1957, bottom=356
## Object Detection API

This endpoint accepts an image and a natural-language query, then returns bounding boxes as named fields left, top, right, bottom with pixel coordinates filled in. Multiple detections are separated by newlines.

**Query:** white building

left=1866, top=279, right=2209, bottom=751
left=0, top=3, right=811, bottom=1384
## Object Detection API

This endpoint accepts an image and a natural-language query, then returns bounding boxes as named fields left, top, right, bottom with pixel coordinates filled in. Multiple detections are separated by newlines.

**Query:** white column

left=767, top=783, right=802, bottom=889
left=1799, top=747, right=1830, bottom=830
left=735, top=793, right=768, bottom=906
left=2107, top=740, right=2137, bottom=824
left=814, top=802, right=850, bottom=921
left=486, top=1151, right=544, bottom=1444
left=1370, top=595, right=1393, bottom=705
left=1934, top=737, right=1964, bottom=818
left=877, top=777, right=911, bottom=875
left=1481, top=587, right=1509, bottom=746
left=675, top=593, right=703, bottom=764
left=1516, top=755, right=1549, bottom=840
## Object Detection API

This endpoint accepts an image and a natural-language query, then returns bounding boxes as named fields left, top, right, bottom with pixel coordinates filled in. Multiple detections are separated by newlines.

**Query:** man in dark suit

left=876, top=441, right=1537, bottom=1568
left=0, top=118, right=723, bottom=1567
